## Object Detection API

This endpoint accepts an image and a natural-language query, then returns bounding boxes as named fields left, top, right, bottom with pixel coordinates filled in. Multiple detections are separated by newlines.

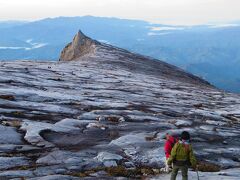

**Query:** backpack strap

left=170, top=138, right=176, bottom=148
left=172, top=142, right=180, bottom=162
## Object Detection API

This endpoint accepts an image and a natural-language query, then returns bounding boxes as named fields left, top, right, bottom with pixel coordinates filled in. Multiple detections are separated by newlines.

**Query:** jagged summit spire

left=74, top=30, right=88, bottom=45
left=59, top=30, right=98, bottom=61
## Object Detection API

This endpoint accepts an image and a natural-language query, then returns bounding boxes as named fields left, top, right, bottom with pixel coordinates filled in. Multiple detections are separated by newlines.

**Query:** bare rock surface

left=0, top=125, right=22, bottom=144
left=28, top=175, right=79, bottom=180
left=0, top=31, right=239, bottom=179
left=0, top=157, right=29, bottom=170
left=150, top=168, right=240, bottom=180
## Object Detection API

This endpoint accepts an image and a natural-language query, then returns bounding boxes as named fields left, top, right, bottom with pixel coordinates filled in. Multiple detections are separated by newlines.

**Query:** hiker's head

left=181, top=131, right=190, bottom=140
left=165, top=133, right=171, bottom=140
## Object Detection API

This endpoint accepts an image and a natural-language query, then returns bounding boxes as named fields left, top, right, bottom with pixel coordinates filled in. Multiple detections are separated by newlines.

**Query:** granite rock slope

left=0, top=31, right=239, bottom=179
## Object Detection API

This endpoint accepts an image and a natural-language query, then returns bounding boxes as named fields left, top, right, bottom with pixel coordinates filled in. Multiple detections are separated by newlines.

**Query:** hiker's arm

left=189, top=146, right=197, bottom=167
left=167, top=144, right=177, bottom=165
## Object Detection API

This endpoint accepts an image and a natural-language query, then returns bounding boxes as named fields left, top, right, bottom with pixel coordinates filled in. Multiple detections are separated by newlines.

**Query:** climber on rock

left=167, top=131, right=197, bottom=180
left=163, top=132, right=178, bottom=173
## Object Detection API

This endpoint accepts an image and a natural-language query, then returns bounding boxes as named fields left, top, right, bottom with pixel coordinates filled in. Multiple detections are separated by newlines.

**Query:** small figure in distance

left=167, top=131, right=197, bottom=180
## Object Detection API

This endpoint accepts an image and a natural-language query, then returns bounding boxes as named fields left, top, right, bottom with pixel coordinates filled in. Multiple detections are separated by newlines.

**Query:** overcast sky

left=0, top=0, right=239, bottom=25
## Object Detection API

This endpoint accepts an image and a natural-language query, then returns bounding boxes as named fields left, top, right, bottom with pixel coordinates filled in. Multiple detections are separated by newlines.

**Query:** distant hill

left=0, top=16, right=240, bottom=92
left=0, top=20, right=27, bottom=28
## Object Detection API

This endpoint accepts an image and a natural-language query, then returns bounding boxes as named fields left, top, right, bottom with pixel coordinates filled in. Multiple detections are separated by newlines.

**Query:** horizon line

left=1, top=15, right=240, bottom=26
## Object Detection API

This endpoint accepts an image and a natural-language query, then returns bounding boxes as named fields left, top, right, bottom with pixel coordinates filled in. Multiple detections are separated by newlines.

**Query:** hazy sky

left=0, top=0, right=239, bottom=25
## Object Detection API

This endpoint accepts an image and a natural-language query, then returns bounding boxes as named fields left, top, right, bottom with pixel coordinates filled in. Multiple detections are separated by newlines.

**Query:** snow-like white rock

left=174, top=120, right=193, bottom=126
left=95, top=152, right=123, bottom=162
left=110, top=133, right=146, bottom=147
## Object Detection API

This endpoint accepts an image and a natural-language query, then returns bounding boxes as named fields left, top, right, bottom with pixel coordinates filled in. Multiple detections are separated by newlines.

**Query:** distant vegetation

left=0, top=16, right=240, bottom=93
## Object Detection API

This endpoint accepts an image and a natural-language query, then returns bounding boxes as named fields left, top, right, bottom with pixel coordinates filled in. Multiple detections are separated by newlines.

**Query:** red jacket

left=164, top=136, right=177, bottom=159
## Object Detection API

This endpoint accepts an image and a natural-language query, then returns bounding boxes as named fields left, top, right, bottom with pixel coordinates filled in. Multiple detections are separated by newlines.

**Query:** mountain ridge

left=59, top=30, right=213, bottom=88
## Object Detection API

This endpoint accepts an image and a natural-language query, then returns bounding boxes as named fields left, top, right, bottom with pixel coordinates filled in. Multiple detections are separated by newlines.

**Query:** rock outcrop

left=59, top=30, right=98, bottom=61
left=0, top=31, right=239, bottom=179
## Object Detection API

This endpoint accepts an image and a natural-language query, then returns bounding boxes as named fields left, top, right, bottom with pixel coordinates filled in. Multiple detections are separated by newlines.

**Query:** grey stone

left=0, top=125, right=23, bottom=144
left=0, top=170, right=34, bottom=178
left=81, top=161, right=103, bottom=171
left=67, top=166, right=83, bottom=171
left=103, top=161, right=117, bottom=167
left=89, top=170, right=108, bottom=177
left=96, top=152, right=123, bottom=162
left=124, top=162, right=135, bottom=168
left=0, top=157, right=29, bottom=170
left=28, top=175, right=79, bottom=180
left=33, top=165, right=65, bottom=177
left=55, top=169, right=67, bottom=174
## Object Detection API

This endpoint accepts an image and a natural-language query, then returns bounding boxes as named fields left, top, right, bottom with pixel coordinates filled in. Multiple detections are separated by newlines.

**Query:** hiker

left=164, top=132, right=177, bottom=173
left=167, top=131, right=197, bottom=180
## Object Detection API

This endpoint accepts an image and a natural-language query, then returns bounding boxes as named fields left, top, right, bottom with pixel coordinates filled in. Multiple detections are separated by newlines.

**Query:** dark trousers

left=170, top=164, right=188, bottom=180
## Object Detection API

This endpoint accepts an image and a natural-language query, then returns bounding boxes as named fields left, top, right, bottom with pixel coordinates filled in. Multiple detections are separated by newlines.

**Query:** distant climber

left=163, top=132, right=178, bottom=173
left=167, top=131, right=197, bottom=180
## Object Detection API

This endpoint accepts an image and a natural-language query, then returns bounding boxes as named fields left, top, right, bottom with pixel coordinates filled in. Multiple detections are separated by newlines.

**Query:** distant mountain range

left=0, top=16, right=240, bottom=93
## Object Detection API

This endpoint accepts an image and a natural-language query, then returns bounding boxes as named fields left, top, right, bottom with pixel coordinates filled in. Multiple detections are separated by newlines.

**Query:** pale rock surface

left=0, top=31, right=239, bottom=179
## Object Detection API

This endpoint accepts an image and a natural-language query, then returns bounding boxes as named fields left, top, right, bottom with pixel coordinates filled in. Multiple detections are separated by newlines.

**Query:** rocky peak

left=59, top=30, right=212, bottom=87
left=59, top=30, right=98, bottom=61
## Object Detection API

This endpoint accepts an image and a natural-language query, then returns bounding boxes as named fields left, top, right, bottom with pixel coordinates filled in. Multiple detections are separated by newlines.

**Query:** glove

left=167, top=160, right=171, bottom=166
